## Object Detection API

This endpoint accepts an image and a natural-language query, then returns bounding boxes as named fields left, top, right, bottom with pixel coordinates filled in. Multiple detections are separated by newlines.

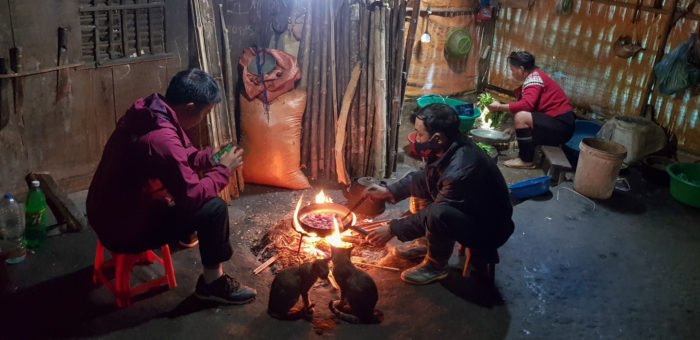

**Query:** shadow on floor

left=0, top=265, right=210, bottom=339
left=440, top=270, right=505, bottom=308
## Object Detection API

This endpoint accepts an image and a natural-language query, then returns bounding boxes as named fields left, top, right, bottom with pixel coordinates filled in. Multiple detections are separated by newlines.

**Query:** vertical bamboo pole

left=373, top=5, right=387, bottom=179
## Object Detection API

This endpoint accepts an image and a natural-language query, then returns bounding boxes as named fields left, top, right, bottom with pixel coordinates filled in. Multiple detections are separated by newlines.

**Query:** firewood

left=335, top=64, right=362, bottom=185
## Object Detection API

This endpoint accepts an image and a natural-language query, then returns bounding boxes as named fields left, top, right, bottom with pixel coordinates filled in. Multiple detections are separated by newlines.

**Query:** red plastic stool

left=92, top=240, right=177, bottom=308
left=458, top=245, right=498, bottom=284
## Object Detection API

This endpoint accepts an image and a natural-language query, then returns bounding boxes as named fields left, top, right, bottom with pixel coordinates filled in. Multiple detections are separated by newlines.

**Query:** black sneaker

left=178, top=232, right=199, bottom=248
left=194, top=274, right=257, bottom=305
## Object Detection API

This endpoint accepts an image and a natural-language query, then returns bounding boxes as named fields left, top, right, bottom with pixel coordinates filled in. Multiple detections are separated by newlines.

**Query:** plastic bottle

left=1, top=193, right=26, bottom=264
left=24, top=180, right=47, bottom=250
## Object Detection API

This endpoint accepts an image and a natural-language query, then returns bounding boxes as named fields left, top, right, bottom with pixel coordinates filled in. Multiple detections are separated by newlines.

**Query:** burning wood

left=251, top=190, right=389, bottom=274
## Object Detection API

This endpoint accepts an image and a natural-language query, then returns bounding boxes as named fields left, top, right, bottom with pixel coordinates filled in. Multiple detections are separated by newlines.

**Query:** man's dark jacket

left=386, top=139, right=514, bottom=248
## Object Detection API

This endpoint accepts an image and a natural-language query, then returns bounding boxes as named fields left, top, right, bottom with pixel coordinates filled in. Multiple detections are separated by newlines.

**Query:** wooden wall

left=0, top=0, right=189, bottom=195
left=487, top=0, right=700, bottom=155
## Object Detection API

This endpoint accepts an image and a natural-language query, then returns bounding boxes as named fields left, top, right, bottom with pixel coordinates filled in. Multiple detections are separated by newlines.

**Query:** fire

left=293, top=191, right=355, bottom=256
left=315, top=190, right=333, bottom=203
left=325, top=217, right=352, bottom=249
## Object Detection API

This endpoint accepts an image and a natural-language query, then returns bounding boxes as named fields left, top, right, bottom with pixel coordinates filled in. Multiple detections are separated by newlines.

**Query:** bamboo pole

left=372, top=6, right=387, bottom=179
left=356, top=6, right=370, bottom=178
left=310, top=3, right=322, bottom=180
left=335, top=64, right=362, bottom=185
left=300, top=0, right=313, bottom=171
left=319, top=0, right=329, bottom=176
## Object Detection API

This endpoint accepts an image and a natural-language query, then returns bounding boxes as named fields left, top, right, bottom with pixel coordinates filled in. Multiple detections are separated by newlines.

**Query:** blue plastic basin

left=509, top=176, right=552, bottom=199
left=563, top=120, right=603, bottom=168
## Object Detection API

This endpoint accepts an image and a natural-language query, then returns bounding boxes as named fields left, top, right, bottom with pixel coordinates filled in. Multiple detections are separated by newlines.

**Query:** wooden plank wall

left=0, top=0, right=189, bottom=195
left=488, top=0, right=699, bottom=155
left=404, top=0, right=481, bottom=97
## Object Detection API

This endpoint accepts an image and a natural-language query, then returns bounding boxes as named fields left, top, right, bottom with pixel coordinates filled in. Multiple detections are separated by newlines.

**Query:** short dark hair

left=508, top=51, right=536, bottom=71
left=411, top=103, right=461, bottom=140
left=165, top=68, right=221, bottom=106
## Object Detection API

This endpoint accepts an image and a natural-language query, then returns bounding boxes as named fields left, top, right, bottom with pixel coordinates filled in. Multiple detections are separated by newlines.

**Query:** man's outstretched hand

left=219, top=146, right=244, bottom=170
left=363, top=184, right=393, bottom=201
left=366, top=223, right=394, bottom=247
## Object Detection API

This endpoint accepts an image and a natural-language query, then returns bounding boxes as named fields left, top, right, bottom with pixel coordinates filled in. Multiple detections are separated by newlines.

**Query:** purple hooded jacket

left=87, top=94, right=229, bottom=252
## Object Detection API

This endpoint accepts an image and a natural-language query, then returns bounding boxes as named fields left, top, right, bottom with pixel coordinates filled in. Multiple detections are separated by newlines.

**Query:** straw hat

left=444, top=28, right=472, bottom=58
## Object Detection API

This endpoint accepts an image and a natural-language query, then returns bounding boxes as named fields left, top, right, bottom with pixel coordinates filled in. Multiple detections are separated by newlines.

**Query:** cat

left=329, top=246, right=383, bottom=324
left=268, top=258, right=330, bottom=320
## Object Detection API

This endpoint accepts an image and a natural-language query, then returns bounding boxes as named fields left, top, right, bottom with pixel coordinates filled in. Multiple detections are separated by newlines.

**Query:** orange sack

left=240, top=89, right=310, bottom=190
left=239, top=48, right=301, bottom=102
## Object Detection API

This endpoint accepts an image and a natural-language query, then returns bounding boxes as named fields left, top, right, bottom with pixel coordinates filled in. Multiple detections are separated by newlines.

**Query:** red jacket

left=509, top=69, right=573, bottom=118
left=87, top=94, right=229, bottom=252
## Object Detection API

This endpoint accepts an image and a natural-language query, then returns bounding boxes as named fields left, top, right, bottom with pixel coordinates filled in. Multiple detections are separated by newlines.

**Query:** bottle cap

left=31, top=180, right=40, bottom=187
left=3, top=193, right=13, bottom=199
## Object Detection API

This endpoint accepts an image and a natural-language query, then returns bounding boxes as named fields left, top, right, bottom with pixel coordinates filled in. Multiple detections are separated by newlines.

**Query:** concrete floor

left=2, top=102, right=699, bottom=339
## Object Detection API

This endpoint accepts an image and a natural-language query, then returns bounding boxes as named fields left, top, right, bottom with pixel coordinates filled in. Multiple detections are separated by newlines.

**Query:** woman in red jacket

left=488, top=51, right=575, bottom=168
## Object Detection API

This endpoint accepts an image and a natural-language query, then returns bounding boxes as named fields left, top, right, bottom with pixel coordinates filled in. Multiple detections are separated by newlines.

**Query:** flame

left=293, top=194, right=317, bottom=237
left=315, top=190, right=333, bottom=203
left=325, top=217, right=352, bottom=249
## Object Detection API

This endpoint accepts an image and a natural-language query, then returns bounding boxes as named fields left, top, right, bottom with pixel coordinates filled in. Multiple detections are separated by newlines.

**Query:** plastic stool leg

left=462, top=247, right=472, bottom=278
left=161, top=245, right=177, bottom=288
left=92, top=242, right=105, bottom=285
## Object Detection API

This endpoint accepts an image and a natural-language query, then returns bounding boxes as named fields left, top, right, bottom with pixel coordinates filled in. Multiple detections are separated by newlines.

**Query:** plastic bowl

left=416, top=95, right=481, bottom=133
left=666, top=163, right=700, bottom=208
left=563, top=120, right=603, bottom=168
left=509, top=176, right=552, bottom=200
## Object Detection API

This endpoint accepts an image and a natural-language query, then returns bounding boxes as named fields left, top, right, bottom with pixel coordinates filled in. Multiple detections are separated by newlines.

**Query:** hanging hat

left=444, top=28, right=473, bottom=58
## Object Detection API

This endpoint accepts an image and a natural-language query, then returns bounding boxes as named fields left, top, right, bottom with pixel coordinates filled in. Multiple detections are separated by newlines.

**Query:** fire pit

left=251, top=190, right=391, bottom=274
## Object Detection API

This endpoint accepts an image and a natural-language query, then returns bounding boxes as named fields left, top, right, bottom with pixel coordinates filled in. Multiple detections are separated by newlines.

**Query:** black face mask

left=414, top=135, right=438, bottom=161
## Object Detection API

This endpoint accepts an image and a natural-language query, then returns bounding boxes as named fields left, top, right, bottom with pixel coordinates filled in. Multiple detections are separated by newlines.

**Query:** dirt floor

left=2, top=99, right=700, bottom=339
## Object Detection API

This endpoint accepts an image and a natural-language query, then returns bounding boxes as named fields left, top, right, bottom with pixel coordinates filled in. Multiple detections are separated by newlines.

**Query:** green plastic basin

left=666, top=163, right=700, bottom=208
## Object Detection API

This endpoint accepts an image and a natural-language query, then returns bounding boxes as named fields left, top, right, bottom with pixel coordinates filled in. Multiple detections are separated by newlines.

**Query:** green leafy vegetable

left=476, top=142, right=495, bottom=156
left=476, top=93, right=508, bottom=129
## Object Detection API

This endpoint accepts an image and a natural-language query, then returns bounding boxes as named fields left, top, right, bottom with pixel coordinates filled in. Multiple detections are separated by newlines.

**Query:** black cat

left=329, top=246, right=383, bottom=324
left=268, top=258, right=330, bottom=320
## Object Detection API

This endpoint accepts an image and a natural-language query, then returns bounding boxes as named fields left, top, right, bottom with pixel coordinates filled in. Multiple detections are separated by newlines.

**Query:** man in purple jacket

left=87, top=69, right=256, bottom=305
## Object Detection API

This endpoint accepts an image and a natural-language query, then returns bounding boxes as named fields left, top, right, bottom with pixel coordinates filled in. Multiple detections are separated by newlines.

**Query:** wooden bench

left=540, top=145, right=572, bottom=185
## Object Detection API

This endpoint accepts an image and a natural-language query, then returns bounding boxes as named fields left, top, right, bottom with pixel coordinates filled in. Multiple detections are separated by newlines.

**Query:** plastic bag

left=240, top=89, right=310, bottom=190
left=654, top=34, right=700, bottom=95
left=597, top=116, right=667, bottom=165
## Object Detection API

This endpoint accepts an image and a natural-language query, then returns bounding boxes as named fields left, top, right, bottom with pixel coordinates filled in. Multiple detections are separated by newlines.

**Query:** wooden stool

left=458, top=245, right=499, bottom=284
left=541, top=145, right=572, bottom=185
left=92, top=240, right=177, bottom=308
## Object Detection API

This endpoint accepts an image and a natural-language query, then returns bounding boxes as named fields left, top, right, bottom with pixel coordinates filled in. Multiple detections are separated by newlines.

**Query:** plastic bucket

left=573, top=138, right=627, bottom=199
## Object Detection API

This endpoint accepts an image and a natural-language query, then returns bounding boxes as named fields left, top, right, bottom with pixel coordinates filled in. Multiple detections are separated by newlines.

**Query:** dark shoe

left=194, top=274, right=257, bottom=305
left=391, top=237, right=428, bottom=260
left=178, top=232, right=199, bottom=248
left=400, top=260, right=449, bottom=285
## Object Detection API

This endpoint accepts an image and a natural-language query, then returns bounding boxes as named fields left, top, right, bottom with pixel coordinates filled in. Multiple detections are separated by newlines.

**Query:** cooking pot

left=297, top=202, right=355, bottom=237
left=342, top=177, right=386, bottom=217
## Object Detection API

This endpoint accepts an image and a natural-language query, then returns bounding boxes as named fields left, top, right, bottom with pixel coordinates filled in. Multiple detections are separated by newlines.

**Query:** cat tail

left=329, top=300, right=362, bottom=324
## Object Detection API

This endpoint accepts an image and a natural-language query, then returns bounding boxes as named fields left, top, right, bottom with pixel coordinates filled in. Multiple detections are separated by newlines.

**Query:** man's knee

left=203, top=197, right=228, bottom=218
left=423, top=204, right=463, bottom=233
